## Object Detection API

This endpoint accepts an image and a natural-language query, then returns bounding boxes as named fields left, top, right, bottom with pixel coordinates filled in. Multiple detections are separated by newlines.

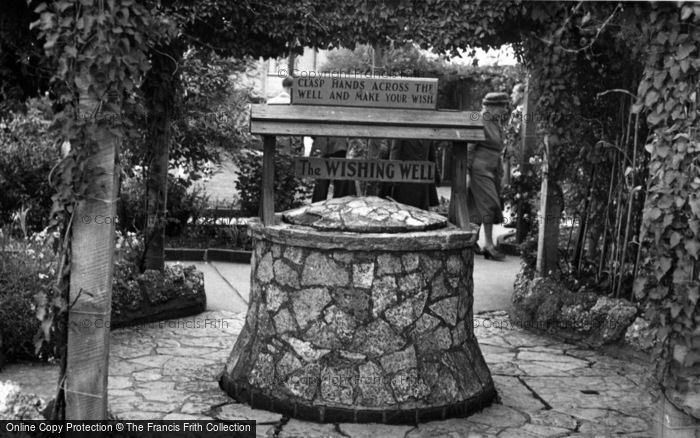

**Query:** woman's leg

left=482, top=221, right=505, bottom=260
left=484, top=223, right=495, bottom=249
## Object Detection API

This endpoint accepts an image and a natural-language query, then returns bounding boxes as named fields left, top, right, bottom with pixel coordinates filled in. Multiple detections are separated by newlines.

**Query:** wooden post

left=517, top=79, right=537, bottom=243
left=536, top=135, right=562, bottom=276
left=372, top=45, right=384, bottom=76
left=65, top=90, right=119, bottom=419
left=261, top=135, right=276, bottom=225
left=448, top=80, right=473, bottom=231
left=449, top=142, right=471, bottom=230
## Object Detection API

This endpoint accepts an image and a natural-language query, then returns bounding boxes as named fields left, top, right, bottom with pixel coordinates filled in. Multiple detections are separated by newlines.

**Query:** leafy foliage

left=630, top=4, right=700, bottom=414
left=487, top=1, right=698, bottom=414
left=235, top=148, right=312, bottom=217
left=517, top=3, right=649, bottom=294
left=122, top=49, right=259, bottom=178
left=0, top=98, right=60, bottom=232
left=0, top=229, right=204, bottom=364
left=0, top=229, right=57, bottom=363
left=0, top=0, right=51, bottom=114
left=172, top=51, right=256, bottom=167
left=117, top=173, right=209, bottom=236
left=320, top=43, right=524, bottom=110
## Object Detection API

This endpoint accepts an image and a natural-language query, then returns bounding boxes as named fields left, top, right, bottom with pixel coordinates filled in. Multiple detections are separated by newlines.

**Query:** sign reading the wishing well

left=295, top=157, right=436, bottom=183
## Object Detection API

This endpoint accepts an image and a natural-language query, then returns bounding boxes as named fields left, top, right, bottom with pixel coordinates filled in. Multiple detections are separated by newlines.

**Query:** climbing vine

left=513, top=4, right=700, bottom=415
left=633, top=4, right=700, bottom=416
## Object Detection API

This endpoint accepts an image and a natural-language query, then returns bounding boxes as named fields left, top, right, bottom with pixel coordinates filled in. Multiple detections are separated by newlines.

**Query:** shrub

left=518, top=231, right=539, bottom=278
left=117, top=173, right=209, bottom=237
left=111, top=232, right=205, bottom=327
left=164, top=178, right=209, bottom=236
left=0, top=98, right=60, bottom=233
left=0, top=228, right=58, bottom=363
left=0, top=229, right=205, bottom=364
left=167, top=223, right=252, bottom=250
left=235, top=149, right=312, bottom=216
left=0, top=381, right=46, bottom=420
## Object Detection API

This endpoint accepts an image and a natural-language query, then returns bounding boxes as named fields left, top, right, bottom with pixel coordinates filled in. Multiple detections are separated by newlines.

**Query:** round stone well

left=220, top=196, right=496, bottom=424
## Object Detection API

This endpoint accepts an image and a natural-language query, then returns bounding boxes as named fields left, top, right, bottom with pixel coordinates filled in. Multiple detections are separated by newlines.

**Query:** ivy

left=632, top=4, right=700, bottom=416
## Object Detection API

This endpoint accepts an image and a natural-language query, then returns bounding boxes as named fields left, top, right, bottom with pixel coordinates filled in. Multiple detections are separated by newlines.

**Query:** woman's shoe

left=474, top=243, right=483, bottom=255
left=483, top=247, right=505, bottom=261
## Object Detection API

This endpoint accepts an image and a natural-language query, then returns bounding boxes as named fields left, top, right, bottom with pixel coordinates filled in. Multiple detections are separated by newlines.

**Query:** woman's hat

left=482, top=92, right=510, bottom=106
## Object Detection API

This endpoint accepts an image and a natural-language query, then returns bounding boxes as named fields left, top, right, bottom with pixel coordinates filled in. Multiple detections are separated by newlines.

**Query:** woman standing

left=467, top=92, right=510, bottom=260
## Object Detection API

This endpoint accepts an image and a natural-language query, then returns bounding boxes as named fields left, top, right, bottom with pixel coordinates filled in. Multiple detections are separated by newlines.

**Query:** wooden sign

left=292, top=77, right=438, bottom=110
left=295, top=157, right=435, bottom=183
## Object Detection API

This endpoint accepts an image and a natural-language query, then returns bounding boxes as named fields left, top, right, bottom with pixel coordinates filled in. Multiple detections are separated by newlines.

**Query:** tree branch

left=536, top=3, right=621, bottom=54
left=597, top=88, right=638, bottom=100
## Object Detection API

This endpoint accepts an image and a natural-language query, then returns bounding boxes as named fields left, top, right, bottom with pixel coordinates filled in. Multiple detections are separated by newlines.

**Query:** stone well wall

left=220, top=220, right=495, bottom=424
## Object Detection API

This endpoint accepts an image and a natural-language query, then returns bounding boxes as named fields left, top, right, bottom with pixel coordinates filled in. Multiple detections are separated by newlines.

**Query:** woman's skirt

left=467, top=152, right=504, bottom=225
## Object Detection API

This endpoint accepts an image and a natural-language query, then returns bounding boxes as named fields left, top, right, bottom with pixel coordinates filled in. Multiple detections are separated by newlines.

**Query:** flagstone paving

left=102, top=310, right=656, bottom=437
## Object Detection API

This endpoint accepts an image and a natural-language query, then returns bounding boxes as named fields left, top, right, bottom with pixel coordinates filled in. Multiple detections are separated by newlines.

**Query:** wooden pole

left=65, top=89, right=119, bottom=419
left=597, top=152, right=618, bottom=280
left=573, top=167, right=597, bottom=275
left=449, top=142, right=471, bottom=230
left=372, top=45, right=384, bottom=76
left=536, top=135, right=562, bottom=276
left=287, top=48, right=297, bottom=76
left=536, top=134, right=549, bottom=275
left=517, top=78, right=537, bottom=243
left=448, top=80, right=473, bottom=230
left=261, top=135, right=276, bottom=225
left=617, top=112, right=640, bottom=298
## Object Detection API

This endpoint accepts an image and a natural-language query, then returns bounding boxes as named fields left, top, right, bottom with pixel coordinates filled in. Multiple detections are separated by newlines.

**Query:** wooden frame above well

left=248, top=103, right=484, bottom=229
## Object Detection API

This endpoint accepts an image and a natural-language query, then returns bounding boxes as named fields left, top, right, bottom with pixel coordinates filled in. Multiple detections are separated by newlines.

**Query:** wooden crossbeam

left=250, top=104, right=485, bottom=142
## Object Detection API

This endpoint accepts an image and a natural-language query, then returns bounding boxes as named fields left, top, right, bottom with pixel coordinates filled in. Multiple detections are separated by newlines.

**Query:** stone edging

left=111, top=266, right=207, bottom=329
left=111, top=294, right=206, bottom=329
left=165, top=248, right=252, bottom=263
left=219, top=376, right=496, bottom=425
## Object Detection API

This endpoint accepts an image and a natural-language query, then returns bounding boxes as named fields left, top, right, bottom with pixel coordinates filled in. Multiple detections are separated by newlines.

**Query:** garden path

left=3, top=240, right=658, bottom=435
left=107, top=310, right=658, bottom=436
left=4, top=310, right=656, bottom=436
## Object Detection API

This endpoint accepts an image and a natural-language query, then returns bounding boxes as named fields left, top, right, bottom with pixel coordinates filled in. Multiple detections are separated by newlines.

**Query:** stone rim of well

left=283, top=196, right=448, bottom=233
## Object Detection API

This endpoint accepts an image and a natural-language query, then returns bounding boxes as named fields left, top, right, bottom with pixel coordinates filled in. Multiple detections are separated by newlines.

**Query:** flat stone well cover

left=283, top=196, right=447, bottom=233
